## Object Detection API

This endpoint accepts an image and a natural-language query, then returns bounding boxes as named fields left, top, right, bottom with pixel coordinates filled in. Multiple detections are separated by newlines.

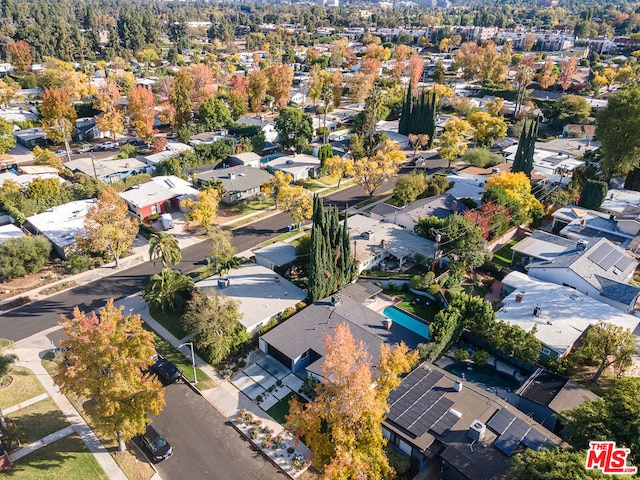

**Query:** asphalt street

left=141, top=382, right=283, bottom=480
left=0, top=180, right=402, bottom=342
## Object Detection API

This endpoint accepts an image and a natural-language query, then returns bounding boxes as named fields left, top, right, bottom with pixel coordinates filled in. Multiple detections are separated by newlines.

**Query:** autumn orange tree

left=246, top=69, right=268, bottom=112
left=7, top=40, right=32, bottom=76
left=267, top=63, right=294, bottom=110
left=54, top=299, right=165, bottom=452
left=94, top=79, right=125, bottom=142
left=128, top=85, right=156, bottom=144
left=286, top=323, right=417, bottom=479
left=80, top=187, right=139, bottom=267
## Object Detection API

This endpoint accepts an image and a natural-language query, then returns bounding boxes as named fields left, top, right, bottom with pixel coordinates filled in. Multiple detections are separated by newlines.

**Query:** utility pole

left=90, top=153, right=97, bottom=179
left=431, top=229, right=441, bottom=273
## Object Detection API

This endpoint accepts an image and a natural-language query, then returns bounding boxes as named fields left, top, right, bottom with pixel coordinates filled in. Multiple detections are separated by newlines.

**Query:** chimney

left=516, top=291, right=525, bottom=303
left=580, top=218, right=586, bottom=227
left=453, top=381, right=463, bottom=392
left=451, top=200, right=458, bottom=212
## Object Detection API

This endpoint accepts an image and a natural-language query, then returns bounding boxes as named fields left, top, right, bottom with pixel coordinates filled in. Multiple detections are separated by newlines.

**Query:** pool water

left=444, top=362, right=520, bottom=390
left=382, top=306, right=430, bottom=340
left=260, top=153, right=286, bottom=163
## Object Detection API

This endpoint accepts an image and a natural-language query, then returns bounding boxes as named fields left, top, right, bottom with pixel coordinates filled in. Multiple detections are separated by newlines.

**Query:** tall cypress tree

left=398, top=82, right=412, bottom=135
left=512, top=116, right=539, bottom=177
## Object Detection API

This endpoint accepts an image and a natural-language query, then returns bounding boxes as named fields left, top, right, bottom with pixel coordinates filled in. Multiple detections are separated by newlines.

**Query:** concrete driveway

left=150, top=381, right=283, bottom=480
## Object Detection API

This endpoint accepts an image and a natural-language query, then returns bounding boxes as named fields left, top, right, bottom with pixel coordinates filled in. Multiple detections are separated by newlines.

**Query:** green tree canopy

left=274, top=107, right=313, bottom=152
left=578, top=179, right=608, bottom=211
left=197, top=98, right=232, bottom=132
left=596, top=86, right=640, bottom=177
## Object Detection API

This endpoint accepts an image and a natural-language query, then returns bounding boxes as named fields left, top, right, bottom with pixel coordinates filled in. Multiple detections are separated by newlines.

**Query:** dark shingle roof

left=594, top=274, right=640, bottom=304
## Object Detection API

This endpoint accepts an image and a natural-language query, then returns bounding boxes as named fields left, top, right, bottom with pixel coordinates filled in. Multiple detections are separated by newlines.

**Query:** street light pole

left=178, top=342, right=197, bottom=385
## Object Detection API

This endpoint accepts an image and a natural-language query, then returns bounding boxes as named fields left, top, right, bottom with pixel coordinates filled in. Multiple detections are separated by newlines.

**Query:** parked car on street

left=74, top=144, right=93, bottom=154
left=54, top=149, right=68, bottom=157
left=150, top=358, right=181, bottom=385
left=139, top=424, right=173, bottom=463
left=99, top=141, right=119, bottom=150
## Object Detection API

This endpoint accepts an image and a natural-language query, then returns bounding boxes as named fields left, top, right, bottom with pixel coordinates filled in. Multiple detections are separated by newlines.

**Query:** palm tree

left=142, top=268, right=193, bottom=312
left=149, top=232, right=182, bottom=268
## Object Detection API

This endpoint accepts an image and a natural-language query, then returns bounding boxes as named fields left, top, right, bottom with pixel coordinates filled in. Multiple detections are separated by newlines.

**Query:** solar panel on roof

left=615, top=255, right=634, bottom=272
left=431, top=411, right=460, bottom=437
left=522, top=428, right=548, bottom=451
left=508, top=419, right=531, bottom=439
left=588, top=244, right=611, bottom=264
left=407, top=398, right=454, bottom=437
left=495, top=431, right=521, bottom=456
left=487, top=408, right=516, bottom=435
left=600, top=252, right=618, bottom=270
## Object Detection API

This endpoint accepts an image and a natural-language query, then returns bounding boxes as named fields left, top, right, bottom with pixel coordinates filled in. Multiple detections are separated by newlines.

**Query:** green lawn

left=9, top=433, right=108, bottom=480
left=491, top=239, right=520, bottom=268
left=222, top=197, right=275, bottom=217
left=148, top=304, right=186, bottom=340
left=387, top=290, right=441, bottom=323
left=8, top=397, right=70, bottom=445
left=0, top=367, right=46, bottom=410
left=266, top=391, right=307, bottom=425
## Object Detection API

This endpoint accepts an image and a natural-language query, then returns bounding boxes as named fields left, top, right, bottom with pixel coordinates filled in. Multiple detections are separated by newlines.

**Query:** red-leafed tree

left=559, top=56, right=577, bottom=91
left=408, top=54, right=424, bottom=87
left=464, top=210, right=491, bottom=239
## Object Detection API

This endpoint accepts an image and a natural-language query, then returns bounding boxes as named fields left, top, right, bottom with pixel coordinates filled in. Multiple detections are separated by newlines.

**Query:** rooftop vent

left=533, top=305, right=542, bottom=317
left=516, top=291, right=525, bottom=303
left=453, top=381, right=463, bottom=392
left=468, top=420, right=486, bottom=442
left=229, top=172, right=236, bottom=180
left=577, top=239, right=588, bottom=250
left=218, top=278, right=230, bottom=289
left=286, top=159, right=294, bottom=165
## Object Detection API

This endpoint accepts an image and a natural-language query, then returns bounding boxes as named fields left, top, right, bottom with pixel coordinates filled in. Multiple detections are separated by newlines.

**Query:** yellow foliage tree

left=468, top=111, right=507, bottom=148
left=55, top=299, right=165, bottom=452
left=278, top=184, right=312, bottom=227
left=485, top=171, right=542, bottom=215
left=286, top=323, right=417, bottom=478
left=181, top=188, right=220, bottom=232
left=260, top=170, right=293, bottom=209
left=94, top=79, right=125, bottom=142
left=324, top=155, right=354, bottom=187
left=80, top=187, right=138, bottom=268
left=353, top=140, right=406, bottom=197
left=438, top=118, right=471, bottom=167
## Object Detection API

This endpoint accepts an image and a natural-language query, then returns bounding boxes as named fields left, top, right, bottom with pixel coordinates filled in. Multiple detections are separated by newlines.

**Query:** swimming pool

left=382, top=306, right=430, bottom=340
left=260, top=153, right=286, bottom=163
left=444, top=362, right=520, bottom=390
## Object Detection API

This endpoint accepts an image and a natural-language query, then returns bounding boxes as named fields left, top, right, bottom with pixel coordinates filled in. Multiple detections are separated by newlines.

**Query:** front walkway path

left=12, top=330, right=128, bottom=480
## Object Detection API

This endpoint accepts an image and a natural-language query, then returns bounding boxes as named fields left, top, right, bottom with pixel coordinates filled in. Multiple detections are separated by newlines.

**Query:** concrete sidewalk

left=9, top=425, right=75, bottom=462
left=12, top=331, right=128, bottom=480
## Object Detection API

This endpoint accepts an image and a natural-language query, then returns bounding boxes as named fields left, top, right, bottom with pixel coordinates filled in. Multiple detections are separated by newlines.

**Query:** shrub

left=116, top=144, right=138, bottom=159
left=0, top=235, right=51, bottom=280
left=473, top=349, right=490, bottom=365
left=61, top=254, right=97, bottom=274
left=145, top=213, right=159, bottom=222
left=300, top=376, right=319, bottom=400
left=454, top=349, right=469, bottom=361
left=255, top=394, right=263, bottom=403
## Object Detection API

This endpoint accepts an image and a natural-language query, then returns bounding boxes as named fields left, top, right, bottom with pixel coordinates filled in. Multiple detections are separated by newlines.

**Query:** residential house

left=515, top=368, right=599, bottom=433
left=600, top=189, right=640, bottom=218
left=371, top=194, right=466, bottom=231
left=64, top=157, right=148, bottom=184
left=510, top=230, right=580, bottom=266
left=383, top=363, right=561, bottom=479
left=137, top=142, right=193, bottom=168
left=498, top=271, right=639, bottom=361
left=252, top=242, right=298, bottom=272
left=14, top=128, right=47, bottom=149
left=0, top=169, right=63, bottom=189
left=195, top=263, right=307, bottom=333
left=259, top=282, right=426, bottom=376
left=226, top=152, right=262, bottom=168
left=348, top=214, right=435, bottom=273
left=119, top=175, right=198, bottom=219
left=265, top=153, right=321, bottom=182
left=525, top=237, right=640, bottom=313
left=24, top=199, right=96, bottom=259
left=562, top=124, right=596, bottom=140
left=551, top=205, right=634, bottom=248
left=195, top=165, right=272, bottom=204
left=188, top=131, right=226, bottom=147
left=236, top=115, right=278, bottom=143
left=75, top=117, right=104, bottom=141
left=503, top=144, right=585, bottom=183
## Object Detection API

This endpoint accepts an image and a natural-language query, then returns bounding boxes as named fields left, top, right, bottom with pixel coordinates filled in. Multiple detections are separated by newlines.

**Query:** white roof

left=64, top=157, right=147, bottom=178
left=499, top=271, right=639, bottom=356
left=445, top=176, right=486, bottom=203
left=267, top=154, right=320, bottom=176
left=0, top=171, right=63, bottom=189
left=26, top=199, right=95, bottom=249
left=0, top=224, right=25, bottom=244
left=601, top=189, right=640, bottom=215
left=195, top=264, right=307, bottom=333
left=119, top=176, right=198, bottom=209
left=348, top=214, right=435, bottom=264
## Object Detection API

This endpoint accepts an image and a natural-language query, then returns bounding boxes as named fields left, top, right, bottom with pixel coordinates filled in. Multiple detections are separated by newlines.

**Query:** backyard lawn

left=387, top=290, right=442, bottom=322
left=492, top=239, right=520, bottom=268
left=266, top=391, right=307, bottom=425
left=9, top=433, right=108, bottom=480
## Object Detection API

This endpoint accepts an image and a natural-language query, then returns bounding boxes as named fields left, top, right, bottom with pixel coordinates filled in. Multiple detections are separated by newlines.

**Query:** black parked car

left=150, top=358, right=181, bottom=385
left=140, top=424, right=173, bottom=463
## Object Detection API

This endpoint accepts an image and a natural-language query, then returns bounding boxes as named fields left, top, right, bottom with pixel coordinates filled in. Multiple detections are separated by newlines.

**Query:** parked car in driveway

left=150, top=358, right=181, bottom=385
left=139, top=424, right=173, bottom=463
left=99, top=141, right=119, bottom=150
